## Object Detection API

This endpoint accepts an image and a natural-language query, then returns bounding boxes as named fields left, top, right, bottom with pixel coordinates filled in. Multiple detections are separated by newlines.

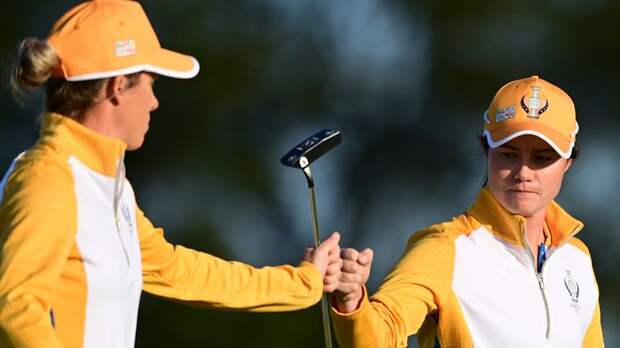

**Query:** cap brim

left=142, top=48, right=200, bottom=79
left=484, top=122, right=577, bottom=159
left=66, top=48, right=200, bottom=81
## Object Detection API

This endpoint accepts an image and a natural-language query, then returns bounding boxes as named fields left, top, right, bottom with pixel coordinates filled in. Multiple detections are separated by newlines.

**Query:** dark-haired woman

left=329, top=76, right=604, bottom=348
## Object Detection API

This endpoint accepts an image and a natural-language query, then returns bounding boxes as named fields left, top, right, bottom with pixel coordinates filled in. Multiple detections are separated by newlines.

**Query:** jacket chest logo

left=564, top=270, right=580, bottom=312
left=121, top=204, right=134, bottom=232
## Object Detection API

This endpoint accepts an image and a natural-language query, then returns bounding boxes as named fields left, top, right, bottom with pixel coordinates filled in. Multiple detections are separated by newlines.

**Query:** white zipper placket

left=521, top=220, right=582, bottom=348
left=521, top=221, right=552, bottom=347
left=113, top=155, right=131, bottom=266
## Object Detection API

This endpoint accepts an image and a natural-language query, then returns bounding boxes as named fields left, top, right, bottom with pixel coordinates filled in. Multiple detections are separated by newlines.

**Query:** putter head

left=280, top=129, right=342, bottom=169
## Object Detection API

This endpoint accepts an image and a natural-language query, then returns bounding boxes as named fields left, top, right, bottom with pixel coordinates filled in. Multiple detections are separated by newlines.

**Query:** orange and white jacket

left=332, top=188, right=604, bottom=348
left=0, top=113, right=323, bottom=348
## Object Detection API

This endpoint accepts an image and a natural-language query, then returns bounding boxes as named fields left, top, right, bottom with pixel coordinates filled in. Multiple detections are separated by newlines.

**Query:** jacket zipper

left=113, top=156, right=131, bottom=266
left=537, top=272, right=551, bottom=345
left=521, top=219, right=583, bottom=348
left=521, top=222, right=551, bottom=347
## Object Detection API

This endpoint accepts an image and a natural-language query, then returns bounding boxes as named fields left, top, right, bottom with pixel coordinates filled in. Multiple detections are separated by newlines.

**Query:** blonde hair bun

left=10, top=38, right=59, bottom=99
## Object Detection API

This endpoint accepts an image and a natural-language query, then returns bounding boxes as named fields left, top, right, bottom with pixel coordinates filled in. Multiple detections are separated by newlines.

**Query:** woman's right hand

left=333, top=247, right=374, bottom=313
left=304, top=232, right=342, bottom=287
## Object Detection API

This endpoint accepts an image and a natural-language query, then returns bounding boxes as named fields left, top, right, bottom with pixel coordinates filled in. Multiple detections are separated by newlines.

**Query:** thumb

left=318, top=232, right=340, bottom=252
left=358, top=248, right=374, bottom=266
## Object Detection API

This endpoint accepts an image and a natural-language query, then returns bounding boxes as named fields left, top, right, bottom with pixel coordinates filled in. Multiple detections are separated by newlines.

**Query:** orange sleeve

left=582, top=302, right=605, bottom=348
left=331, top=227, right=457, bottom=348
left=136, top=206, right=324, bottom=311
left=0, top=158, right=76, bottom=348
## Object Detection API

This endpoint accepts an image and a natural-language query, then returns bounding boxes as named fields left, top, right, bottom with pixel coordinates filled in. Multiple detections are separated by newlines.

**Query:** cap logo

left=520, top=85, right=548, bottom=118
left=115, top=40, right=136, bottom=57
left=495, top=106, right=515, bottom=123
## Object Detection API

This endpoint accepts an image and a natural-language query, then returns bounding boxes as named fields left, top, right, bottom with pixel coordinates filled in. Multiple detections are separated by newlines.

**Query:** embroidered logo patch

left=520, top=85, right=549, bottom=118
left=115, top=40, right=136, bottom=57
left=495, top=106, right=516, bottom=123
left=564, top=270, right=580, bottom=312
left=121, top=204, right=134, bottom=233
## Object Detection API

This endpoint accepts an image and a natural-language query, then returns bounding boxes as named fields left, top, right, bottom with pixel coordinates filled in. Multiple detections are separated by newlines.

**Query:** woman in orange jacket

left=329, top=76, right=604, bottom=347
left=0, top=1, right=341, bottom=347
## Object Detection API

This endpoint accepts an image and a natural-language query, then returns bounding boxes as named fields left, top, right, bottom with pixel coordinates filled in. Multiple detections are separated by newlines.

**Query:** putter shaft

left=281, top=130, right=341, bottom=348
left=307, top=171, right=333, bottom=348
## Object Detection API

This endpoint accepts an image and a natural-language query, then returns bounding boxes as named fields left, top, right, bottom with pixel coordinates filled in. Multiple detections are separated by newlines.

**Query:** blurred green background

left=2, top=0, right=619, bottom=346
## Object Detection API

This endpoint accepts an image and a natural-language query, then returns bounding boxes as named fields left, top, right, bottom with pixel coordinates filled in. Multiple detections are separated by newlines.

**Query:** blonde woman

left=0, top=1, right=341, bottom=347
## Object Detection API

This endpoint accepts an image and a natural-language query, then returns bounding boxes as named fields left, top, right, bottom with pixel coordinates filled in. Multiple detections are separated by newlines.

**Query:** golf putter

left=281, top=129, right=342, bottom=348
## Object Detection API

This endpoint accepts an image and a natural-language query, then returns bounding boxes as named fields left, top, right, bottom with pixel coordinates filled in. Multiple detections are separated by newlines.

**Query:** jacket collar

left=467, top=187, right=584, bottom=248
left=39, top=113, right=127, bottom=177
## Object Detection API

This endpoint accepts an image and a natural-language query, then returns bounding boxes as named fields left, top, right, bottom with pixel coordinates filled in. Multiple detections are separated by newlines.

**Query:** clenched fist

left=333, top=247, right=373, bottom=313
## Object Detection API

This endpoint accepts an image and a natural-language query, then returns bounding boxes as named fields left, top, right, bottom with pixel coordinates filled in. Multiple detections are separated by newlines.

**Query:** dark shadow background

left=1, top=0, right=618, bottom=346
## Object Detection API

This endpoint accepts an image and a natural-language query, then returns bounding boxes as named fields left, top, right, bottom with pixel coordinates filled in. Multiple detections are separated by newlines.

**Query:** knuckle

left=341, top=248, right=358, bottom=259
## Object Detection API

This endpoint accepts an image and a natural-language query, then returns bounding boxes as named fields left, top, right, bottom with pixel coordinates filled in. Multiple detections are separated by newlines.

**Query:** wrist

left=334, top=289, right=363, bottom=313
